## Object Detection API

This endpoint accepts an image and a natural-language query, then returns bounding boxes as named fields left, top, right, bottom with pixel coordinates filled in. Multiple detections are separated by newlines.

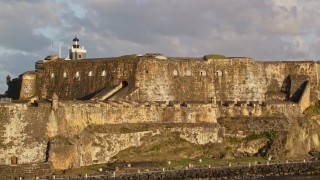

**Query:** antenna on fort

left=59, top=43, right=61, bottom=58
left=50, top=40, right=53, bottom=53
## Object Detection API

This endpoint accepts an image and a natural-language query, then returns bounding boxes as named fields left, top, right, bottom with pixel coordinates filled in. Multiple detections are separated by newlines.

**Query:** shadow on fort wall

left=281, top=76, right=291, bottom=100
left=290, top=81, right=308, bottom=103
left=78, top=88, right=104, bottom=100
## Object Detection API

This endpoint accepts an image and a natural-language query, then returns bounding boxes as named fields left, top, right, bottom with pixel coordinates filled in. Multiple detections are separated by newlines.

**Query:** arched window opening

left=216, top=70, right=223, bottom=77
left=101, top=70, right=106, bottom=77
left=88, top=71, right=93, bottom=77
left=51, top=73, right=55, bottom=79
left=75, top=71, right=80, bottom=78
left=78, top=54, right=82, bottom=59
left=63, top=72, right=67, bottom=78
left=200, top=70, right=206, bottom=76
left=186, top=70, right=192, bottom=76
left=173, top=70, right=179, bottom=76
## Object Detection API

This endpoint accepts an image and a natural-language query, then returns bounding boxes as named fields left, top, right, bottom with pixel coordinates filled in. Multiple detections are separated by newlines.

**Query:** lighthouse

left=69, top=36, right=87, bottom=60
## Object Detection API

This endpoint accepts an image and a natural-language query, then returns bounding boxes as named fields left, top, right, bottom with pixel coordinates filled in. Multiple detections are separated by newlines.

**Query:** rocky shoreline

left=79, top=160, right=320, bottom=180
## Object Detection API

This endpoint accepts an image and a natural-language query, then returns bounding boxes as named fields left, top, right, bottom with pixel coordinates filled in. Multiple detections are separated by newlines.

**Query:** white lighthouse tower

left=69, top=36, right=87, bottom=60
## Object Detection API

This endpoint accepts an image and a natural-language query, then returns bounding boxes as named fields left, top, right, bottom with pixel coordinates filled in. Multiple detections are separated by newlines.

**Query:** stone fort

left=0, top=37, right=318, bottom=176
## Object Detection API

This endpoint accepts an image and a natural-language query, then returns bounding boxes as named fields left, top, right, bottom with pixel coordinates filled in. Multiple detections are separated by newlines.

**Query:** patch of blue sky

left=56, top=0, right=87, bottom=18
left=33, top=26, right=61, bottom=40
left=0, top=46, right=28, bottom=56
left=69, top=4, right=86, bottom=18
left=305, top=33, right=315, bottom=44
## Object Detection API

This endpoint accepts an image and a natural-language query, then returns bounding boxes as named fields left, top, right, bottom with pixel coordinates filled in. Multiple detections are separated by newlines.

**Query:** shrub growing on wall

left=204, top=54, right=227, bottom=60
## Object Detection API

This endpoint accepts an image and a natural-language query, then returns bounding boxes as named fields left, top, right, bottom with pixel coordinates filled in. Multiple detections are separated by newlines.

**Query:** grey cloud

left=1, top=0, right=320, bottom=93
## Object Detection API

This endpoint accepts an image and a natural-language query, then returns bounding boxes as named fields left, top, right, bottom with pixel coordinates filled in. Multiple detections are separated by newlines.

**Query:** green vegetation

left=165, top=124, right=173, bottom=129
left=118, top=54, right=138, bottom=59
left=227, top=136, right=241, bottom=144
left=304, top=104, right=320, bottom=115
left=245, top=131, right=277, bottom=141
left=204, top=54, right=228, bottom=60
left=54, top=163, right=108, bottom=177
left=169, top=156, right=267, bottom=168
left=148, top=145, right=161, bottom=152
left=226, top=131, right=276, bottom=144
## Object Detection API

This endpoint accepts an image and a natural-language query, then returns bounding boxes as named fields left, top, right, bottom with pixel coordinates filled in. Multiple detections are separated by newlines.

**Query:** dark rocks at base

left=309, top=150, right=320, bottom=160
left=80, top=161, right=320, bottom=180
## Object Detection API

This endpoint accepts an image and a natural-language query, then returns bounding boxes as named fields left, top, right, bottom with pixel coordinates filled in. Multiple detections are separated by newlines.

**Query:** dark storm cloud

left=0, top=0, right=320, bottom=93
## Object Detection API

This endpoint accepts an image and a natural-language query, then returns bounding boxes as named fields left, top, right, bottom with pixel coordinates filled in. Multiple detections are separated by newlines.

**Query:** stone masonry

left=1, top=54, right=318, bottom=172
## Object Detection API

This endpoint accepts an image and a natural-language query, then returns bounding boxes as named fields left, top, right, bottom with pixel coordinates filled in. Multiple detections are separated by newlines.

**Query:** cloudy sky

left=1, top=0, right=320, bottom=93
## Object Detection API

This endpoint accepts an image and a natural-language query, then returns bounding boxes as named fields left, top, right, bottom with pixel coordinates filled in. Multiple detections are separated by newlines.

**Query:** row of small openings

left=51, top=70, right=107, bottom=78
left=173, top=70, right=223, bottom=77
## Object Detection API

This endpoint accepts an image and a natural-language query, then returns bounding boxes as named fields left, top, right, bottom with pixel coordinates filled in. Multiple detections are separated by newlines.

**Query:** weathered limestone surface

left=49, top=124, right=223, bottom=169
left=218, top=102, right=302, bottom=118
left=299, top=81, right=311, bottom=112
left=49, top=130, right=155, bottom=169
left=51, top=101, right=217, bottom=137
left=19, top=72, right=37, bottom=100
left=0, top=103, right=50, bottom=165
left=173, top=126, right=222, bottom=145
left=0, top=101, right=217, bottom=168
left=17, top=57, right=318, bottom=104
left=271, top=116, right=320, bottom=159
left=36, top=58, right=137, bottom=100
left=2, top=55, right=320, bottom=173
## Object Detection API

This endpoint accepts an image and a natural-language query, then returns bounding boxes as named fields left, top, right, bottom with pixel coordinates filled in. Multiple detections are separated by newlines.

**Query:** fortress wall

left=19, top=72, right=37, bottom=100
left=218, top=102, right=301, bottom=118
left=0, top=101, right=216, bottom=168
left=33, top=58, right=320, bottom=103
left=52, top=101, right=217, bottom=137
left=50, top=125, right=222, bottom=169
left=210, top=58, right=267, bottom=101
left=299, top=81, right=311, bottom=112
left=313, top=62, right=320, bottom=101
left=36, top=58, right=137, bottom=100
left=263, top=61, right=318, bottom=103
left=0, top=103, right=50, bottom=165
left=134, top=59, right=214, bottom=101
left=134, top=58, right=318, bottom=103
left=209, top=59, right=318, bottom=103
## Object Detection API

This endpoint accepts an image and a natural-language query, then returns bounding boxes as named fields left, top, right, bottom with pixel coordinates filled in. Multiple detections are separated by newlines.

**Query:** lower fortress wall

left=218, top=102, right=302, bottom=118
left=49, top=125, right=222, bottom=169
left=0, top=101, right=218, bottom=169
left=49, top=101, right=217, bottom=136
left=0, top=100, right=306, bottom=170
